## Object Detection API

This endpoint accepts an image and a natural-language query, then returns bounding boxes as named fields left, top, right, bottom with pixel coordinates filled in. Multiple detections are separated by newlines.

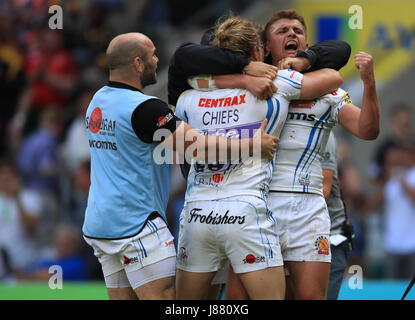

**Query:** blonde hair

left=212, top=16, right=263, bottom=57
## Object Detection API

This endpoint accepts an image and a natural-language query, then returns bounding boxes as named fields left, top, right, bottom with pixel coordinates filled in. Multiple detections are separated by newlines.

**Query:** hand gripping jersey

left=175, top=69, right=303, bottom=202
left=269, top=88, right=351, bottom=195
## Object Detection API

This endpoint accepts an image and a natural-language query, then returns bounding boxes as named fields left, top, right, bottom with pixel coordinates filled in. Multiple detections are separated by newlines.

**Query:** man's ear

left=133, top=57, right=144, bottom=73
left=305, top=42, right=309, bottom=50
left=265, top=39, right=271, bottom=54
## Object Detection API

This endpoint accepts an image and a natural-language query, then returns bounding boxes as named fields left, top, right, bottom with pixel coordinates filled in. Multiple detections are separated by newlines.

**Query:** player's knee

left=295, top=287, right=327, bottom=300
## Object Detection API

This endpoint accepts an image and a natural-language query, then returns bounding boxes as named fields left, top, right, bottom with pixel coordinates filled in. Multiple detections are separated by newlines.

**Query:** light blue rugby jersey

left=82, top=83, right=171, bottom=239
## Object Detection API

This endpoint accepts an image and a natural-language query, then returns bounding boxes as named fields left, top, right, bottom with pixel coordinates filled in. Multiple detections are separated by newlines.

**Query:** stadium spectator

left=0, top=159, right=42, bottom=278
left=19, top=224, right=87, bottom=282
left=10, top=28, right=78, bottom=146
left=379, top=143, right=415, bottom=279
left=62, top=88, right=93, bottom=175
left=0, top=13, right=26, bottom=156
left=370, top=104, right=414, bottom=183
left=16, top=108, right=64, bottom=248
left=17, top=108, right=63, bottom=193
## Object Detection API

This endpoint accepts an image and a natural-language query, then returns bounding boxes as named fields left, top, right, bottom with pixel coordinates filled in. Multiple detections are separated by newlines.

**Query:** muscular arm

left=194, top=68, right=343, bottom=100
left=338, top=52, right=380, bottom=140
left=300, top=68, right=343, bottom=99
left=131, top=98, right=277, bottom=161
left=322, top=169, right=335, bottom=201
left=162, top=119, right=277, bottom=162
left=168, top=43, right=250, bottom=105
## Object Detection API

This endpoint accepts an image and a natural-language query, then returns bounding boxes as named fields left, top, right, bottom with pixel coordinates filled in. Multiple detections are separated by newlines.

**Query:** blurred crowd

left=1, top=0, right=415, bottom=284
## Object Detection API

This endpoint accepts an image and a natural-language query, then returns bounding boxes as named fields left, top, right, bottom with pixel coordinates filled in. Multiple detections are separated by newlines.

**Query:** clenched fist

left=355, top=52, right=375, bottom=84
left=277, top=57, right=310, bottom=72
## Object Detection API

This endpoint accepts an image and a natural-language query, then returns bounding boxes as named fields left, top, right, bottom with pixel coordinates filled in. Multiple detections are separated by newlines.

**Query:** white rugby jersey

left=176, top=69, right=303, bottom=202
left=269, top=88, right=352, bottom=195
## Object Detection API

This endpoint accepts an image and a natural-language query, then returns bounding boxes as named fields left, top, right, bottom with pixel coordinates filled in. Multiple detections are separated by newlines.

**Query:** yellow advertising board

left=295, top=0, right=415, bottom=82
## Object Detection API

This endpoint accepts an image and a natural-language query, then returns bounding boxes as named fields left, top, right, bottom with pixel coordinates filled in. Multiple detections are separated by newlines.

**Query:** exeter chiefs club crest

left=314, top=236, right=330, bottom=255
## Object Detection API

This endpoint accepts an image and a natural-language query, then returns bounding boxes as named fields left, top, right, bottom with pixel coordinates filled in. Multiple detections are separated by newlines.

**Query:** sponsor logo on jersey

left=178, top=247, right=188, bottom=264
left=291, top=100, right=314, bottom=109
left=290, top=70, right=297, bottom=79
left=156, top=113, right=174, bottom=128
left=88, top=139, right=117, bottom=150
left=288, top=112, right=316, bottom=122
left=314, top=236, right=330, bottom=255
left=198, top=94, right=246, bottom=108
left=212, top=174, right=224, bottom=183
left=165, top=240, right=174, bottom=247
left=243, top=254, right=265, bottom=264
left=188, top=208, right=245, bottom=225
left=298, top=172, right=311, bottom=186
left=123, top=255, right=139, bottom=266
left=342, top=92, right=352, bottom=105
left=86, top=107, right=116, bottom=135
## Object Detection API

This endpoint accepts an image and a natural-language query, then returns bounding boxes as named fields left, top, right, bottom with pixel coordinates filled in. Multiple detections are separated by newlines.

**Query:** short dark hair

left=263, top=9, right=307, bottom=42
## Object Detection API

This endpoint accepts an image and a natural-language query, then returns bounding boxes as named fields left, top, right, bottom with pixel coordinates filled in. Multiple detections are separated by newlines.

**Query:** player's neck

left=109, top=72, right=142, bottom=91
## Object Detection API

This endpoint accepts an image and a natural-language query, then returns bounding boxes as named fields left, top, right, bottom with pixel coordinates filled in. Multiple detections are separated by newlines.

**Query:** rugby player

left=174, top=16, right=343, bottom=300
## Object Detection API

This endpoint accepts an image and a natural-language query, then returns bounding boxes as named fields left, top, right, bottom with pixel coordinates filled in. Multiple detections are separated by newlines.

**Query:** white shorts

left=267, top=192, right=331, bottom=263
left=177, top=196, right=283, bottom=274
left=84, top=216, right=176, bottom=288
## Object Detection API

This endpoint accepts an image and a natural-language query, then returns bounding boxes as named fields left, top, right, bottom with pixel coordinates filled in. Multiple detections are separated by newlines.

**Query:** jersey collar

left=108, top=81, right=143, bottom=93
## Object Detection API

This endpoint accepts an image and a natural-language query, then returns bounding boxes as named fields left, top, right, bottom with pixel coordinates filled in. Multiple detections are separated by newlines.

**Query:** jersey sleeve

left=325, top=88, right=353, bottom=123
left=174, top=93, right=188, bottom=122
left=275, top=69, right=303, bottom=100
left=322, top=132, right=338, bottom=172
left=131, top=98, right=182, bottom=143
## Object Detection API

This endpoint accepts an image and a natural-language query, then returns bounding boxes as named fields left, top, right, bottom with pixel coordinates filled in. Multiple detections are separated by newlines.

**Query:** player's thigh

left=127, top=256, right=176, bottom=300
left=285, top=261, right=330, bottom=300
left=238, top=266, right=285, bottom=300
left=176, top=269, right=216, bottom=300
left=107, top=287, right=138, bottom=300
left=225, top=264, right=249, bottom=300
left=105, top=269, right=137, bottom=300
left=134, top=275, right=175, bottom=300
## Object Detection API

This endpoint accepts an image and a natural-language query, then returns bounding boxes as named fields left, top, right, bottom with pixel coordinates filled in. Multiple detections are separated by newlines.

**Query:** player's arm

left=337, top=52, right=380, bottom=140
left=168, top=43, right=275, bottom=105
left=299, top=68, right=343, bottom=99
left=164, top=119, right=277, bottom=162
left=188, top=74, right=278, bottom=100
left=131, top=98, right=277, bottom=162
left=322, top=169, right=334, bottom=201
left=189, top=67, right=343, bottom=101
